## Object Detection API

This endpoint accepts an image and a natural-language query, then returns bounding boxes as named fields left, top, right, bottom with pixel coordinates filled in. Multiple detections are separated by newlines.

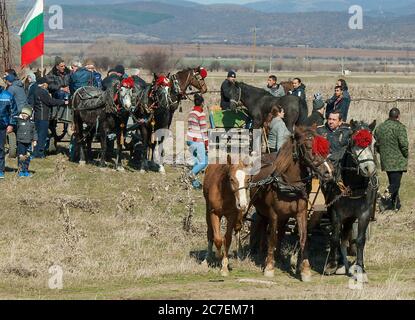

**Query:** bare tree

left=138, top=48, right=180, bottom=74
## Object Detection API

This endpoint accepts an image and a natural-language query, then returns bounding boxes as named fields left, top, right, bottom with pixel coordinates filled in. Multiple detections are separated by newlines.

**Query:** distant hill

left=14, top=1, right=415, bottom=49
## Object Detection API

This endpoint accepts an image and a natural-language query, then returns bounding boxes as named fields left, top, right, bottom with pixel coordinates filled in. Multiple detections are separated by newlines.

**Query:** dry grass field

left=0, top=72, right=414, bottom=300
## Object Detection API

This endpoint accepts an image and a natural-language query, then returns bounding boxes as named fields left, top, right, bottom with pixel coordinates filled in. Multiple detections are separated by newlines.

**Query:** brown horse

left=203, top=155, right=252, bottom=276
left=280, top=80, right=294, bottom=95
left=250, top=126, right=333, bottom=281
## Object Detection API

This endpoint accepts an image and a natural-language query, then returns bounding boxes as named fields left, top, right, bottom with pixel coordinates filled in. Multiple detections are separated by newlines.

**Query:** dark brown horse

left=202, top=155, right=252, bottom=276
left=250, top=127, right=334, bottom=281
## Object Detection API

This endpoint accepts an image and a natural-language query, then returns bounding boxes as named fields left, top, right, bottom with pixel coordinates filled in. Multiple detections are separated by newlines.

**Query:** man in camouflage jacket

left=374, top=108, right=409, bottom=211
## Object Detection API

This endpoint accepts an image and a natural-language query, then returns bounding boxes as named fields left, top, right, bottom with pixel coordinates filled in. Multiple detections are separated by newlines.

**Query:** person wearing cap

left=102, top=65, right=125, bottom=91
left=220, top=70, right=237, bottom=110
left=32, top=77, right=67, bottom=159
left=69, top=60, right=102, bottom=94
left=5, top=74, right=28, bottom=113
left=0, top=78, right=18, bottom=179
left=305, top=92, right=326, bottom=127
left=46, top=56, right=71, bottom=100
left=15, top=106, right=37, bottom=177
left=186, top=93, right=209, bottom=189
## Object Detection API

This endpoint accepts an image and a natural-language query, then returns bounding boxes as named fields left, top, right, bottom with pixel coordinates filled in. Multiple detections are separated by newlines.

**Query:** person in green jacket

left=374, top=108, right=409, bottom=211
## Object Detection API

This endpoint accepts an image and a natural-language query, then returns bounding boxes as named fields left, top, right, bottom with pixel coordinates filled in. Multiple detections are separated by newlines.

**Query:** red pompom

left=353, top=129, right=372, bottom=148
left=199, top=67, right=208, bottom=79
left=156, top=75, right=170, bottom=87
left=312, top=136, right=330, bottom=158
left=121, top=77, right=135, bottom=88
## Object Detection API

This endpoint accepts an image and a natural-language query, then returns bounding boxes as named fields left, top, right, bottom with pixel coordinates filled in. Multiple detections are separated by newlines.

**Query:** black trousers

left=387, top=171, right=404, bottom=205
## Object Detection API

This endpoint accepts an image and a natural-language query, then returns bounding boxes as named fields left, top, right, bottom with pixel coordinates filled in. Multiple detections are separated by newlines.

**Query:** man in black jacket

left=102, top=65, right=125, bottom=91
left=289, top=78, right=308, bottom=123
left=220, top=70, right=236, bottom=110
left=46, top=56, right=71, bottom=100
left=32, top=77, right=67, bottom=158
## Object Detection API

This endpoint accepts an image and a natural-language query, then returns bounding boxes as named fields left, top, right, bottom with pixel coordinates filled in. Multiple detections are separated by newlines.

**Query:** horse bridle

left=297, top=134, right=332, bottom=181
left=343, top=130, right=376, bottom=176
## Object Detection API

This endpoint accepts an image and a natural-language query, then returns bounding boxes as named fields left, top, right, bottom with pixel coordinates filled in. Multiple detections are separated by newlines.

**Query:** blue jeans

left=17, top=142, right=31, bottom=172
left=33, top=120, right=49, bottom=158
left=187, top=141, right=208, bottom=176
left=0, top=128, right=6, bottom=172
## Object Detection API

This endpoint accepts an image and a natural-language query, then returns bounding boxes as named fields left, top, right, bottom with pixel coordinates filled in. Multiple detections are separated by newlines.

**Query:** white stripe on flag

left=18, top=0, right=44, bottom=35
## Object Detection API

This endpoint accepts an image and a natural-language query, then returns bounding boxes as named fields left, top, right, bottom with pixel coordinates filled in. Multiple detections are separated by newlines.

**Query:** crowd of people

left=0, top=64, right=409, bottom=212
left=186, top=71, right=409, bottom=213
left=0, top=57, right=148, bottom=179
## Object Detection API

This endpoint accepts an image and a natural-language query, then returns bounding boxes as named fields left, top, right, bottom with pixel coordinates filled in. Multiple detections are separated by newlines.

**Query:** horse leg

left=264, top=211, right=277, bottom=277
left=325, top=208, right=341, bottom=275
left=78, top=130, right=87, bottom=166
left=297, top=205, right=312, bottom=282
left=210, top=212, right=223, bottom=261
left=203, top=205, right=214, bottom=265
left=221, top=214, right=236, bottom=276
left=354, top=211, right=371, bottom=283
left=100, top=129, right=108, bottom=167
left=115, top=132, right=124, bottom=171
left=337, top=217, right=355, bottom=275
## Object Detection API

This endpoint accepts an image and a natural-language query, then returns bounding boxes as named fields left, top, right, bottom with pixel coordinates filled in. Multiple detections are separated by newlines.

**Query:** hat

left=114, top=65, right=125, bottom=75
left=55, top=56, right=65, bottom=66
left=21, top=106, right=33, bottom=117
left=37, top=77, right=48, bottom=85
left=313, top=92, right=322, bottom=100
left=227, top=70, right=236, bottom=79
left=5, top=74, right=16, bottom=83
left=313, top=95, right=325, bottom=111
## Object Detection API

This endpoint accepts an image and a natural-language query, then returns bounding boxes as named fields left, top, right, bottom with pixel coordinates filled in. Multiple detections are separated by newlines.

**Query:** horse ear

left=349, top=119, right=354, bottom=127
left=369, top=120, right=376, bottom=132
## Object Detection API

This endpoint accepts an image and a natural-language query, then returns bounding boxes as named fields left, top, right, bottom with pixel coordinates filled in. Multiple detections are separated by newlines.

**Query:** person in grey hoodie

left=5, top=74, right=28, bottom=113
left=267, top=105, right=291, bottom=153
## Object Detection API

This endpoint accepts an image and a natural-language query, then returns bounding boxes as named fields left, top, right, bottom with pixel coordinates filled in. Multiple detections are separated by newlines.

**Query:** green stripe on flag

left=20, top=14, right=44, bottom=47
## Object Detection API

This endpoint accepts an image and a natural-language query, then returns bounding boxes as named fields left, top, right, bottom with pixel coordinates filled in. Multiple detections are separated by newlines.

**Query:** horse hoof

left=301, top=273, right=312, bottom=282
left=220, top=269, right=229, bottom=277
left=201, top=259, right=209, bottom=267
left=79, top=161, right=86, bottom=166
left=116, top=166, right=125, bottom=172
left=264, top=269, right=274, bottom=278
left=139, top=169, right=146, bottom=174
left=335, top=265, right=347, bottom=275
left=324, top=264, right=338, bottom=276
left=159, top=166, right=166, bottom=174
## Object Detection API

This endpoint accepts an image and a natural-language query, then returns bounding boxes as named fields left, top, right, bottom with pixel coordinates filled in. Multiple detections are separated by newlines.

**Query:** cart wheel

left=6, top=132, right=17, bottom=158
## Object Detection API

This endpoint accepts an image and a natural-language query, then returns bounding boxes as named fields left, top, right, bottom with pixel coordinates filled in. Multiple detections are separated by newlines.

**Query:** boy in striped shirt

left=187, top=94, right=209, bottom=189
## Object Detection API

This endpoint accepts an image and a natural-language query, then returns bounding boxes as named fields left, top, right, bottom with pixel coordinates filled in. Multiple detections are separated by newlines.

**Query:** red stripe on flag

left=21, top=33, right=44, bottom=67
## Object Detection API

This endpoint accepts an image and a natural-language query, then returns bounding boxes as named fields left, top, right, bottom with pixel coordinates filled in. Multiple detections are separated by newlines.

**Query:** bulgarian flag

left=18, top=0, right=44, bottom=67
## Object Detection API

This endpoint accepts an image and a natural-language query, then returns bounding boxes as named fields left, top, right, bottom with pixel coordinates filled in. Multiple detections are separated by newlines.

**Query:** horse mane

left=273, top=135, right=294, bottom=174
left=238, top=82, right=272, bottom=96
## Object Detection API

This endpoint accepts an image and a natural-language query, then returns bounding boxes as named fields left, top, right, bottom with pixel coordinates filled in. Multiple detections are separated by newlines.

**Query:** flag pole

left=41, top=55, right=44, bottom=73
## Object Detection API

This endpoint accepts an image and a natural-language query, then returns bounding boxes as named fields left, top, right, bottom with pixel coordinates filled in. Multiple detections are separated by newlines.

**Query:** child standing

left=16, top=106, right=37, bottom=177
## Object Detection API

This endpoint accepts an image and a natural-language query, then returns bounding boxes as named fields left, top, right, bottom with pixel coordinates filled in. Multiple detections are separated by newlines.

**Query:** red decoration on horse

left=353, top=129, right=373, bottom=148
left=121, top=77, right=135, bottom=89
left=312, top=136, right=330, bottom=158
left=199, top=67, right=208, bottom=79
left=156, top=75, right=170, bottom=87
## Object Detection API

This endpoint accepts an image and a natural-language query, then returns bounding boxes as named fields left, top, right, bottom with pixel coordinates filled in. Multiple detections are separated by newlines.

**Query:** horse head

left=172, top=66, right=208, bottom=96
left=225, top=154, right=254, bottom=218
left=294, top=126, right=334, bottom=182
left=348, top=120, right=377, bottom=178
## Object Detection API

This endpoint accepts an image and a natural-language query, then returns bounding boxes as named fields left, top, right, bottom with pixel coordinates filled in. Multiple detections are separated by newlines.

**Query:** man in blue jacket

left=0, top=78, right=18, bottom=179
left=70, top=62, right=102, bottom=94
left=5, top=74, right=28, bottom=113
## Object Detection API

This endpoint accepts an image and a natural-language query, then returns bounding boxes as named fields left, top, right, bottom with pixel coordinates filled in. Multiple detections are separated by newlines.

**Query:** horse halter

left=344, top=129, right=376, bottom=176
left=297, top=134, right=331, bottom=180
